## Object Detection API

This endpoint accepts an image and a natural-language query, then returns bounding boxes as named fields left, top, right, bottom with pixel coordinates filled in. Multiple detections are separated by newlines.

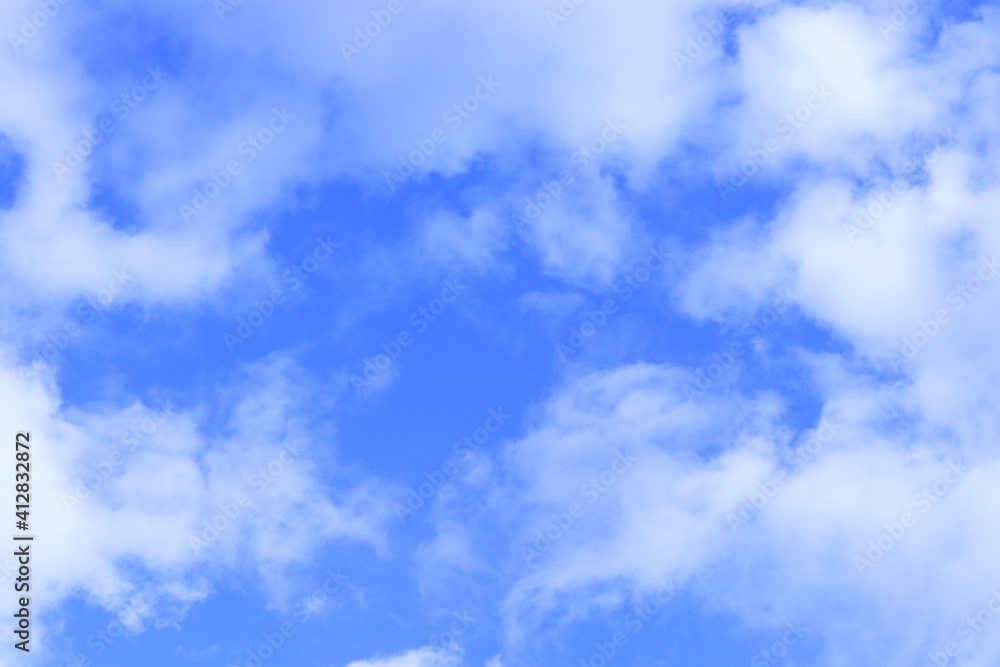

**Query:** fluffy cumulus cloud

left=417, top=2, right=1000, bottom=665
left=420, top=358, right=1000, bottom=663
left=2, top=0, right=1000, bottom=665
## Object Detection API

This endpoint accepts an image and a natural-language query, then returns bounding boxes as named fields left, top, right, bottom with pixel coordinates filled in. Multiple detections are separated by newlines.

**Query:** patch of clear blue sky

left=0, top=135, right=25, bottom=210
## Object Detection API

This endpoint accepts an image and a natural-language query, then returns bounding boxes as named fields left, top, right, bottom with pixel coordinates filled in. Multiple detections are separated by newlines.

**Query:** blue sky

left=2, top=0, right=1000, bottom=666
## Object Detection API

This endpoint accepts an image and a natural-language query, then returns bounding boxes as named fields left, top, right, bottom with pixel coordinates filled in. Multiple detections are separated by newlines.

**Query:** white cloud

left=418, top=208, right=508, bottom=272
left=420, top=354, right=1000, bottom=662
left=343, top=646, right=459, bottom=667
left=4, top=0, right=1000, bottom=664
left=0, top=350, right=392, bottom=660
